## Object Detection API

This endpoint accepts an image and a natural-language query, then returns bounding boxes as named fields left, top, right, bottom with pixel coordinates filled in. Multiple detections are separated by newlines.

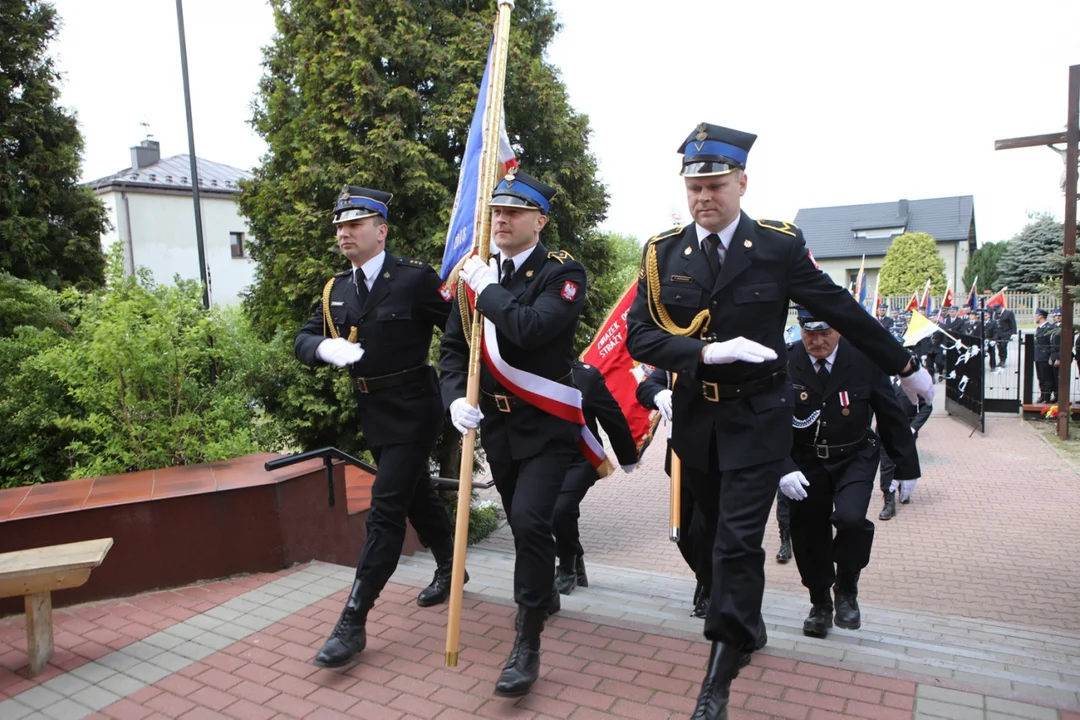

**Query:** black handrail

left=264, top=447, right=493, bottom=508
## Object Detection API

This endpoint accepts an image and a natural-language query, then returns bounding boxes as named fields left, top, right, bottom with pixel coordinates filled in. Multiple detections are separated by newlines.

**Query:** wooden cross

left=995, top=64, right=1079, bottom=441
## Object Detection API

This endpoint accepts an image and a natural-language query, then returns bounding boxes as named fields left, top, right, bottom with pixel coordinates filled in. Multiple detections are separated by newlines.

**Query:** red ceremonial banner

left=580, top=282, right=660, bottom=458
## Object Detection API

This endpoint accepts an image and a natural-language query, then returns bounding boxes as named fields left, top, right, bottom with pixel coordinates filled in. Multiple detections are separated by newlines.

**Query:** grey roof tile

left=88, top=155, right=251, bottom=193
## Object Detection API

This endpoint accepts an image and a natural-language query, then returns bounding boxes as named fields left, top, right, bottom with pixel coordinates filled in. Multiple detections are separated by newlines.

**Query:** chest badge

left=331, top=301, right=345, bottom=307
left=684, top=246, right=693, bottom=256
left=799, top=391, right=808, bottom=401
left=744, top=239, right=753, bottom=248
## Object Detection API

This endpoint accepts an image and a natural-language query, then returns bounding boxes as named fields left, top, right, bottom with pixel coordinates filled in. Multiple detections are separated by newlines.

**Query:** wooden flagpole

left=668, top=374, right=681, bottom=542
left=445, top=0, right=515, bottom=668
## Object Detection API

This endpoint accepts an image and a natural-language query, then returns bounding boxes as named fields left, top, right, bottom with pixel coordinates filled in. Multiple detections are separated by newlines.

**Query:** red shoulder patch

left=807, top=249, right=820, bottom=270
left=561, top=280, right=579, bottom=301
left=438, top=281, right=453, bottom=301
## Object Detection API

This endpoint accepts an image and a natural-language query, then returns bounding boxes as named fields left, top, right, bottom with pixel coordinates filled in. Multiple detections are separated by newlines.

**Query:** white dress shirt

left=695, top=215, right=740, bottom=265
left=497, top=244, right=537, bottom=282
left=352, top=250, right=386, bottom=291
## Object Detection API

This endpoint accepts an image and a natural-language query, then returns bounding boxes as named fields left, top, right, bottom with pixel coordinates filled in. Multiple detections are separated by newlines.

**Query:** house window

left=230, top=232, right=245, bottom=258
left=853, top=227, right=905, bottom=240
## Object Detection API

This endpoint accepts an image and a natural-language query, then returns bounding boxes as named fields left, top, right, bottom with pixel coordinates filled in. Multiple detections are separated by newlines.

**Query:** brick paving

left=483, top=413, right=1080, bottom=632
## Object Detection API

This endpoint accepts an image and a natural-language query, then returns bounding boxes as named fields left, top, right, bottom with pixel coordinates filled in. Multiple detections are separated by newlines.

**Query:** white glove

left=315, top=337, right=364, bottom=367
left=778, top=471, right=810, bottom=500
left=899, top=366, right=935, bottom=405
left=654, top=389, right=673, bottom=423
left=449, top=398, right=484, bottom=434
left=460, top=256, right=498, bottom=296
left=898, top=479, right=918, bottom=503
left=702, top=337, right=777, bottom=365
left=621, top=463, right=637, bottom=474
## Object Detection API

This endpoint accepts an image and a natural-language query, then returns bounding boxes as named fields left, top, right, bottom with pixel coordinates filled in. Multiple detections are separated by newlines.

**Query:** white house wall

left=814, top=240, right=969, bottom=294
left=98, top=190, right=255, bottom=306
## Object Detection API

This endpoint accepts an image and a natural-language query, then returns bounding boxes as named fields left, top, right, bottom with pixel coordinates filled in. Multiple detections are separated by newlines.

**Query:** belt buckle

left=816, top=444, right=830, bottom=459
left=494, top=394, right=512, bottom=413
left=702, top=381, right=720, bottom=403
left=355, top=377, right=369, bottom=394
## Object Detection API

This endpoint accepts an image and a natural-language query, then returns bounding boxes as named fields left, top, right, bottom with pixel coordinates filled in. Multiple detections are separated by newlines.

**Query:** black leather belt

left=354, top=365, right=428, bottom=394
left=481, top=389, right=527, bottom=413
left=700, top=370, right=787, bottom=402
left=795, top=435, right=866, bottom=460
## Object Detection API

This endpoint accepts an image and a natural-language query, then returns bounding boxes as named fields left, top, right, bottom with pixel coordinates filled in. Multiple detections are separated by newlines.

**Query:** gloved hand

left=654, top=389, right=673, bottom=423
left=702, top=337, right=777, bottom=365
left=778, top=471, right=810, bottom=500
left=899, top=366, right=935, bottom=405
left=460, top=255, right=498, bottom=296
left=898, top=478, right=917, bottom=503
left=315, top=337, right=364, bottom=367
left=449, top=398, right=484, bottom=434
left=621, top=463, right=637, bottom=474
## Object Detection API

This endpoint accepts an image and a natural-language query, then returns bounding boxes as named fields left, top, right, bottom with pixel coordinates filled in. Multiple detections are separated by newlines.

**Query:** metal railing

left=264, top=447, right=493, bottom=509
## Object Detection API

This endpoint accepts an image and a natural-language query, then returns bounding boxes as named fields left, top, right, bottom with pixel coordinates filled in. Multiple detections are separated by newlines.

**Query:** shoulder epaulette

left=756, top=219, right=799, bottom=237
left=333, top=269, right=351, bottom=278
left=397, top=257, right=426, bottom=268
left=647, top=225, right=685, bottom=245
left=547, top=249, right=574, bottom=263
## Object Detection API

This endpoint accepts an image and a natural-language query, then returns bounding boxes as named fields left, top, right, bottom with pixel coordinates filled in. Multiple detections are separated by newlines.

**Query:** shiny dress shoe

left=494, top=606, right=545, bottom=697
left=314, top=580, right=377, bottom=668
left=555, top=556, right=577, bottom=595
left=802, top=604, right=833, bottom=638
left=775, top=530, right=792, bottom=563
left=576, top=554, right=588, bottom=588
left=691, top=592, right=710, bottom=619
left=416, top=538, right=469, bottom=607
left=690, top=641, right=741, bottom=719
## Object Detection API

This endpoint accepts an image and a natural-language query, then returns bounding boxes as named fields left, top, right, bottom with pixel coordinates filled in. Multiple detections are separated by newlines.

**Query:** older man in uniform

left=626, top=123, right=934, bottom=720
left=440, top=170, right=590, bottom=698
left=781, top=308, right=920, bottom=637
left=294, top=186, right=459, bottom=669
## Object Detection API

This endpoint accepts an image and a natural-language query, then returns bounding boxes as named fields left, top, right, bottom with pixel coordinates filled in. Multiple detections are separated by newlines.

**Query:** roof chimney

left=897, top=198, right=909, bottom=218
left=130, top=139, right=160, bottom=170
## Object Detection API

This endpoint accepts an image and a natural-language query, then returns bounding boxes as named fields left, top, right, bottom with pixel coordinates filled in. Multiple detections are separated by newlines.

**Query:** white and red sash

left=465, top=282, right=613, bottom=477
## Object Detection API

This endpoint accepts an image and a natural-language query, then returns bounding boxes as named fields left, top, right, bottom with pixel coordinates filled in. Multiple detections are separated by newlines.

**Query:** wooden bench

left=0, top=538, right=113, bottom=676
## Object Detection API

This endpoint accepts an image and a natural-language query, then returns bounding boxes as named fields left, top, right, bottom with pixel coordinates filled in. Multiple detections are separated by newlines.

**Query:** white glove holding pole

left=654, top=389, right=673, bottom=423
left=449, top=398, right=484, bottom=435
left=316, top=337, right=364, bottom=367
left=899, top=366, right=935, bottom=405
left=779, top=471, right=810, bottom=500
left=460, top=256, right=498, bottom=296
left=898, top=479, right=918, bottom=503
left=702, top=337, right=777, bottom=365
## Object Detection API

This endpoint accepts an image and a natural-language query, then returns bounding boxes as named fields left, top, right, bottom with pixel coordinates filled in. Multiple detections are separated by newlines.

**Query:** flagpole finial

left=498, top=0, right=515, bottom=6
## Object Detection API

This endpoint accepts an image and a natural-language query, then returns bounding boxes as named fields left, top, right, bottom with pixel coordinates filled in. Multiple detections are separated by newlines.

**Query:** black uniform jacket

left=294, top=253, right=450, bottom=447
left=996, top=309, right=1017, bottom=341
left=625, top=213, right=912, bottom=472
left=1034, top=322, right=1055, bottom=362
left=439, top=242, right=587, bottom=460
left=789, top=339, right=920, bottom=481
left=574, top=362, right=638, bottom=467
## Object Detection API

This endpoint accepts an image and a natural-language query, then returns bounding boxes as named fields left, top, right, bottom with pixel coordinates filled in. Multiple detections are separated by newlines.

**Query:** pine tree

left=876, top=232, right=947, bottom=297
left=238, top=0, right=610, bottom=454
left=0, top=0, right=108, bottom=290
left=996, top=214, right=1063, bottom=292
left=963, top=241, right=1009, bottom=293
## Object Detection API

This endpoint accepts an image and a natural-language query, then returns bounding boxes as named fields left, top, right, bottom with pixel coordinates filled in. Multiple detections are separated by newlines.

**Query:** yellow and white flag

left=902, top=310, right=942, bottom=347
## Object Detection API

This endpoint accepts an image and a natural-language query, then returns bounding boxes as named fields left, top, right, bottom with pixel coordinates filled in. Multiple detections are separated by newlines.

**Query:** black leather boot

left=576, top=554, right=588, bottom=588
left=494, top=606, right=545, bottom=697
left=879, top=492, right=896, bottom=521
left=775, top=529, right=792, bottom=563
left=555, top=556, right=577, bottom=595
left=802, top=604, right=833, bottom=638
left=313, top=579, right=377, bottom=668
left=548, top=583, right=561, bottom=616
left=690, top=641, right=742, bottom=719
left=417, top=538, right=469, bottom=607
left=834, top=569, right=862, bottom=629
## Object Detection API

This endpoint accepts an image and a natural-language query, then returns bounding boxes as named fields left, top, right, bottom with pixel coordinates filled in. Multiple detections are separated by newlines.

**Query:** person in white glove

left=551, top=362, right=640, bottom=596
left=782, top=307, right=922, bottom=641
left=294, top=184, right=460, bottom=669
left=653, top=388, right=673, bottom=423
left=437, top=169, right=589, bottom=698
left=878, top=376, right=931, bottom=521
left=449, top=398, right=483, bottom=434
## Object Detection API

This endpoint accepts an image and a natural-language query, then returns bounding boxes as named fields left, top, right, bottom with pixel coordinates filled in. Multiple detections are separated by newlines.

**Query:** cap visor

left=681, top=161, right=739, bottom=177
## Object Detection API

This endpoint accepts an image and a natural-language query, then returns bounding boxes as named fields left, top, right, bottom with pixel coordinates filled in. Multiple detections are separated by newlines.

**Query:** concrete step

left=390, top=546, right=1080, bottom=709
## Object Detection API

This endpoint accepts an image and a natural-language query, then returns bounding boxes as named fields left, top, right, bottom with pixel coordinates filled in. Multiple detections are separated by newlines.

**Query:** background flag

left=903, top=310, right=944, bottom=347
left=986, top=287, right=1008, bottom=309
left=439, top=41, right=518, bottom=280
left=855, top=255, right=867, bottom=309
left=965, top=276, right=978, bottom=311
left=906, top=290, right=920, bottom=312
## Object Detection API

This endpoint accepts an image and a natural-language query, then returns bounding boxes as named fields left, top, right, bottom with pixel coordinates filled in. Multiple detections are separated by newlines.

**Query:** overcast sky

left=51, top=0, right=1078, bottom=246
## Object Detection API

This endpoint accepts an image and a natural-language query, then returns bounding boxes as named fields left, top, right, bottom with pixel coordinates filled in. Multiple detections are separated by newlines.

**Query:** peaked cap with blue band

left=795, top=305, right=831, bottom=331
left=489, top=169, right=556, bottom=215
left=333, top=185, right=392, bottom=223
left=678, top=122, right=758, bottom=177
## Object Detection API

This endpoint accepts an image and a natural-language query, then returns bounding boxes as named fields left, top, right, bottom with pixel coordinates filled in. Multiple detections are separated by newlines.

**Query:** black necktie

left=355, top=268, right=369, bottom=304
left=816, top=358, right=830, bottom=385
left=704, top=233, right=722, bottom=282
left=500, top=258, right=515, bottom=288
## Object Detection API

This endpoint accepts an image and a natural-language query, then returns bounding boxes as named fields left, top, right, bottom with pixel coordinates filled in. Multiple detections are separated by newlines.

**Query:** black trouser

left=997, top=339, right=1008, bottom=365
left=1036, top=361, right=1056, bottom=401
left=355, top=442, right=454, bottom=589
left=552, top=458, right=598, bottom=562
left=789, top=444, right=878, bottom=605
left=683, top=444, right=784, bottom=651
left=489, top=444, right=576, bottom=608
left=775, top=489, right=790, bottom=533
left=664, top=444, right=705, bottom=581
left=879, top=453, right=895, bottom=495
left=987, top=342, right=998, bottom=369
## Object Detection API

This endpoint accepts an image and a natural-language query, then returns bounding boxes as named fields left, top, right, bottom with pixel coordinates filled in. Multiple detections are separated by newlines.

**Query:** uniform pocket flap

left=659, top=284, right=703, bottom=307
left=733, top=283, right=779, bottom=304
left=375, top=305, right=413, bottom=321
left=749, top=385, right=793, bottom=413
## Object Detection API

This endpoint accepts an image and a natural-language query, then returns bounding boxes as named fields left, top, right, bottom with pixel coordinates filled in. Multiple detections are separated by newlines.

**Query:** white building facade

left=89, top=140, right=255, bottom=307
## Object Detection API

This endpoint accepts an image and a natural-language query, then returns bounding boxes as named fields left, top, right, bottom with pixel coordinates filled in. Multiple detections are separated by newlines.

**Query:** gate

left=983, top=333, right=1022, bottom=413
left=945, top=332, right=985, bottom=433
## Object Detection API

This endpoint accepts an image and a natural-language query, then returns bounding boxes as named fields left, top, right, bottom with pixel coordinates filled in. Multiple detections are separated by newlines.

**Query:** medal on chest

left=839, top=391, right=851, bottom=416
